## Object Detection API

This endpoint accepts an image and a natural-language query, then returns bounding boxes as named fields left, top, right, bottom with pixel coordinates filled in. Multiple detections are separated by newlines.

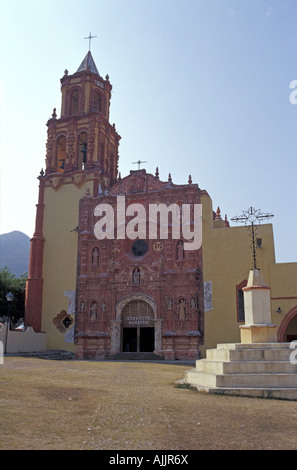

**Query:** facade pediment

left=110, top=170, right=189, bottom=196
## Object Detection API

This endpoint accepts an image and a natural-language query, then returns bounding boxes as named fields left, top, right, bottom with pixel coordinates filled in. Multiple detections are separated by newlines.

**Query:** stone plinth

left=240, top=269, right=277, bottom=343
left=240, top=324, right=277, bottom=343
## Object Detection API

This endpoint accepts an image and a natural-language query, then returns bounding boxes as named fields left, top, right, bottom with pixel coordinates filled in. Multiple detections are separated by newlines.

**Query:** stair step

left=188, top=384, right=297, bottom=401
left=206, top=347, right=292, bottom=362
left=106, top=352, right=165, bottom=361
left=195, top=359, right=296, bottom=374
left=217, top=342, right=292, bottom=350
left=186, top=369, right=297, bottom=388
left=6, top=350, right=75, bottom=360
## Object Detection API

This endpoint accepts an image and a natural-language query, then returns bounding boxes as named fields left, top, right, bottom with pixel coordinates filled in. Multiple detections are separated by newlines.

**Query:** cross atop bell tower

left=84, top=32, right=97, bottom=51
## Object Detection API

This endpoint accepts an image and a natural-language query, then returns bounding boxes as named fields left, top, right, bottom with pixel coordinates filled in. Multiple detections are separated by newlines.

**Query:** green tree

left=0, top=266, right=27, bottom=326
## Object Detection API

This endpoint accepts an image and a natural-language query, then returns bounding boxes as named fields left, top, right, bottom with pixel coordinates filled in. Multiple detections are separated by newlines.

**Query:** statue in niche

left=108, top=257, right=114, bottom=272
left=177, top=241, right=184, bottom=260
left=178, top=298, right=187, bottom=320
left=190, top=297, right=196, bottom=308
left=158, top=253, right=165, bottom=270
left=132, top=267, right=140, bottom=285
left=80, top=300, right=85, bottom=311
left=134, top=174, right=145, bottom=192
left=166, top=297, right=173, bottom=309
left=92, top=248, right=99, bottom=266
left=101, top=301, right=106, bottom=311
left=90, top=302, right=97, bottom=321
left=112, top=243, right=120, bottom=257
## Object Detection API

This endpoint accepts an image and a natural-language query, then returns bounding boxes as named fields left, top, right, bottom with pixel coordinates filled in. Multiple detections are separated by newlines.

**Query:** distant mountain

left=0, top=231, right=30, bottom=277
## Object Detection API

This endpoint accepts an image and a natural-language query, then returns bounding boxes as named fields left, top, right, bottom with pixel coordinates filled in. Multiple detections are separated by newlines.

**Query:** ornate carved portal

left=111, top=295, right=161, bottom=354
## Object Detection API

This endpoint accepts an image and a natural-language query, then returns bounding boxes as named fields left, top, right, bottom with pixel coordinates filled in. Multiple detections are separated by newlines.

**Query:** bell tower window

left=70, top=89, right=80, bottom=115
left=78, top=132, right=88, bottom=169
left=56, top=135, right=66, bottom=173
left=93, top=91, right=102, bottom=112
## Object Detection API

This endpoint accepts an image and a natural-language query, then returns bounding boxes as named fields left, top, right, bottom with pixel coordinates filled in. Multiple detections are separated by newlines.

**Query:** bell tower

left=25, top=49, right=121, bottom=336
left=45, top=50, right=120, bottom=185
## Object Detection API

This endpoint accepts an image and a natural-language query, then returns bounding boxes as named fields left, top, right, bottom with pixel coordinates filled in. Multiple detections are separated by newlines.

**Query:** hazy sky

left=0, top=0, right=297, bottom=263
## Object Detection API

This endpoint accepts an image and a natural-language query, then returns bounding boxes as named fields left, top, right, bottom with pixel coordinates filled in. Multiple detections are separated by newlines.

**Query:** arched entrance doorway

left=110, top=294, right=162, bottom=355
left=122, top=300, right=155, bottom=352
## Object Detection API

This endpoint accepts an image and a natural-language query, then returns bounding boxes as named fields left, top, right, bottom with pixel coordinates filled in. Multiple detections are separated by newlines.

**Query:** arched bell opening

left=56, top=135, right=66, bottom=173
left=77, top=132, right=88, bottom=170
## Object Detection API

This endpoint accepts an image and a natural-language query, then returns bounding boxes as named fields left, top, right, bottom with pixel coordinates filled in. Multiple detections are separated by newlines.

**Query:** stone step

left=217, top=342, right=292, bottom=350
left=5, top=350, right=75, bottom=360
left=186, top=369, right=218, bottom=388
left=185, top=369, right=297, bottom=389
left=106, top=352, right=165, bottom=361
left=219, top=373, right=297, bottom=388
left=187, top=384, right=297, bottom=401
left=195, top=359, right=296, bottom=374
left=206, top=346, right=292, bottom=363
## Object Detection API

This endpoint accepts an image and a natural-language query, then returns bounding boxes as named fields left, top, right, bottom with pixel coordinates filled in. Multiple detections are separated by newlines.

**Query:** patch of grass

left=174, top=382, right=197, bottom=391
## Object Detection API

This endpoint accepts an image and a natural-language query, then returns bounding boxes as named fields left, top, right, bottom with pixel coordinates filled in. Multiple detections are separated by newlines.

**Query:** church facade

left=75, top=169, right=203, bottom=360
left=25, top=51, right=297, bottom=359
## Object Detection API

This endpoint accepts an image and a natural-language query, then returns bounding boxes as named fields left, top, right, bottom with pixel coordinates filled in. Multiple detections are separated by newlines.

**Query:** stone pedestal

left=240, top=324, right=277, bottom=343
left=239, top=269, right=277, bottom=343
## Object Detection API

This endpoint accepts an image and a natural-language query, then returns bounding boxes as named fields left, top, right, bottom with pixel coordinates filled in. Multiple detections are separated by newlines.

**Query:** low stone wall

left=0, top=323, right=47, bottom=354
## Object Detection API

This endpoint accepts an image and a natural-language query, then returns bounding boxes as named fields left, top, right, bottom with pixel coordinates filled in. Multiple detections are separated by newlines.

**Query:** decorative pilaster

left=25, top=173, right=46, bottom=332
left=110, top=319, right=121, bottom=354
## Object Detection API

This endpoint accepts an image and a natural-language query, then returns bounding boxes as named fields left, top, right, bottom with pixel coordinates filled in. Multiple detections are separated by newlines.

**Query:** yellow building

left=25, top=51, right=297, bottom=359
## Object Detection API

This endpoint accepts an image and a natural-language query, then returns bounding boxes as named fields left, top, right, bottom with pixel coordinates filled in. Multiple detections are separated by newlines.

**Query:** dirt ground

left=0, top=356, right=297, bottom=451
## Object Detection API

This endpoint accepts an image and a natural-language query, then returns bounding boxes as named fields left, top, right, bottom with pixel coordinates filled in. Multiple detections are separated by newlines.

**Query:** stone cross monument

left=231, top=206, right=276, bottom=343
left=240, top=268, right=277, bottom=343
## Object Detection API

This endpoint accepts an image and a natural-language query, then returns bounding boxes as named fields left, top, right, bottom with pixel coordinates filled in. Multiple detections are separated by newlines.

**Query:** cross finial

left=84, top=32, right=97, bottom=51
left=231, top=206, right=274, bottom=270
left=132, top=160, right=147, bottom=170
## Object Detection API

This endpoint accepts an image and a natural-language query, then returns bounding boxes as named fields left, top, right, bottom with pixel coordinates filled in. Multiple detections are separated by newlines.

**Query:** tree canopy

left=0, top=266, right=27, bottom=325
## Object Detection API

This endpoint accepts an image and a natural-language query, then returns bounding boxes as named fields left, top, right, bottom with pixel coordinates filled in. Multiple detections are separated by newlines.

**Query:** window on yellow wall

left=236, top=280, right=247, bottom=322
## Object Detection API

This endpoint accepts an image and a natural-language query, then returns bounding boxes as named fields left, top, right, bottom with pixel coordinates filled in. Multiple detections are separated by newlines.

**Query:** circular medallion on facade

left=132, top=240, right=148, bottom=256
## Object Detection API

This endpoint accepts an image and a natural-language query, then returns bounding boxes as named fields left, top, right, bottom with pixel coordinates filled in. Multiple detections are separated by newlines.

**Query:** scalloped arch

left=277, top=305, right=297, bottom=341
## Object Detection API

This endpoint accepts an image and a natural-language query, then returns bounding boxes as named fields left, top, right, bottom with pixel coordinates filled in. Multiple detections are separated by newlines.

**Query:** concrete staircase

left=183, top=343, right=297, bottom=400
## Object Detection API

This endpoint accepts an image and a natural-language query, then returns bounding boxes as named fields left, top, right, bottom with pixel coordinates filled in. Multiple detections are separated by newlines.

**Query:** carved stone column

left=110, top=319, right=121, bottom=354
left=154, top=319, right=163, bottom=354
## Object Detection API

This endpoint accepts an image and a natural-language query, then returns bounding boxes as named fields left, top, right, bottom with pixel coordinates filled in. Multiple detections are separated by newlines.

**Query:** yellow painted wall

left=270, top=262, right=297, bottom=334
left=41, top=179, right=93, bottom=351
left=200, top=192, right=276, bottom=356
